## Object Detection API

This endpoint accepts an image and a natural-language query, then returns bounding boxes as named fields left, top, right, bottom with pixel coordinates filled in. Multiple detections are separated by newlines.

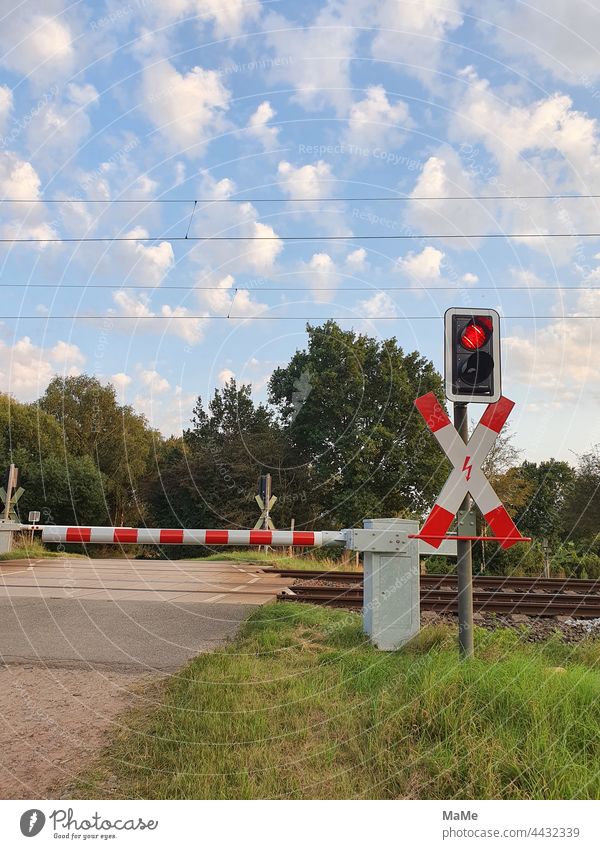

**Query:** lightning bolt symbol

left=29, top=812, right=37, bottom=833
left=462, top=456, right=472, bottom=482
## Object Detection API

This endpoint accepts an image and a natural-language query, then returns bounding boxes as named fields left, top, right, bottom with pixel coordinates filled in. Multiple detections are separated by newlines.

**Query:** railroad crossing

left=0, top=556, right=289, bottom=604
left=0, top=308, right=532, bottom=659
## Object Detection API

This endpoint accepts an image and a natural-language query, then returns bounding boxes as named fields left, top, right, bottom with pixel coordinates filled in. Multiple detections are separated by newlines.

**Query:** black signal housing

left=444, top=308, right=501, bottom=403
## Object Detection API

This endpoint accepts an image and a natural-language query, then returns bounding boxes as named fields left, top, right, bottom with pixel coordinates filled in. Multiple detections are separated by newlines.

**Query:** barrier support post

left=345, top=518, right=420, bottom=650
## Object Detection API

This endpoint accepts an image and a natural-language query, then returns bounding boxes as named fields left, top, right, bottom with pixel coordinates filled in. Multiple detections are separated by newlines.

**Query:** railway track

left=272, top=570, right=600, bottom=618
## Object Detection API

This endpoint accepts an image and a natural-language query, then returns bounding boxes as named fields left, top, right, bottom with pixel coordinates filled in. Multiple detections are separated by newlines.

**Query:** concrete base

left=0, top=521, right=20, bottom=554
left=362, top=518, right=420, bottom=651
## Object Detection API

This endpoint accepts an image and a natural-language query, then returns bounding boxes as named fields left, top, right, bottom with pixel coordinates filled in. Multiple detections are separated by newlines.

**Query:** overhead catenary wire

left=1, top=314, right=598, bottom=320
left=5, top=194, right=600, bottom=202
left=0, top=283, right=598, bottom=291
left=3, top=233, right=600, bottom=243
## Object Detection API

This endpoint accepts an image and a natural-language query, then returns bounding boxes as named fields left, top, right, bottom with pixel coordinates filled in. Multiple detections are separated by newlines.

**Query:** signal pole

left=454, top=402, right=474, bottom=659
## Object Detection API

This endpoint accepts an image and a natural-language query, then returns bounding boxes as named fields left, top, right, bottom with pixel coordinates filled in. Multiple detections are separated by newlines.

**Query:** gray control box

left=360, top=518, right=420, bottom=650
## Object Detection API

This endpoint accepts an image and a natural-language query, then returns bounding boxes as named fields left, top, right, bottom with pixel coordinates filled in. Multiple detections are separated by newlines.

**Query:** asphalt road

left=0, top=558, right=288, bottom=671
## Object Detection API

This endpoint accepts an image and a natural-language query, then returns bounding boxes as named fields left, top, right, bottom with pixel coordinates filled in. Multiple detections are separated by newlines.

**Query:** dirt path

left=0, top=665, right=157, bottom=799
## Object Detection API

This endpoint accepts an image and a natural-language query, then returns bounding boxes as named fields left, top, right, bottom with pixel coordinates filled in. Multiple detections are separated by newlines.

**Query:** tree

left=515, top=459, right=576, bottom=544
left=268, top=321, right=448, bottom=528
left=564, top=445, right=600, bottom=545
left=0, top=393, right=108, bottom=525
left=20, top=453, right=109, bottom=526
left=145, top=380, right=313, bottom=534
left=39, top=375, right=158, bottom=524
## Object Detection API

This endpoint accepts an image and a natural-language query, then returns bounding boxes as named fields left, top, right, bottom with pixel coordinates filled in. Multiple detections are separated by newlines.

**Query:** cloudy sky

left=0, top=0, right=599, bottom=460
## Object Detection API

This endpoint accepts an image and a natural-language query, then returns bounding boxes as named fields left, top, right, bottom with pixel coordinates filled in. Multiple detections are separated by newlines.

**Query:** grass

left=198, top=548, right=360, bottom=572
left=0, top=538, right=83, bottom=560
left=74, top=603, right=600, bottom=800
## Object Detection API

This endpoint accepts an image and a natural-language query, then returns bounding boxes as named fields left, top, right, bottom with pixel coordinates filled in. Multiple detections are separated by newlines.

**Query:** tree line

left=1, top=321, right=598, bottom=574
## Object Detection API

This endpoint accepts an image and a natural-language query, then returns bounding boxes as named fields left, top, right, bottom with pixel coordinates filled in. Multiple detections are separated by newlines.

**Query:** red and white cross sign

left=414, top=392, right=526, bottom=550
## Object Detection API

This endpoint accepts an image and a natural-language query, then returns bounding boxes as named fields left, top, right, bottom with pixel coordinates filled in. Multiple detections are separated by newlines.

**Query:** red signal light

left=460, top=320, right=490, bottom=350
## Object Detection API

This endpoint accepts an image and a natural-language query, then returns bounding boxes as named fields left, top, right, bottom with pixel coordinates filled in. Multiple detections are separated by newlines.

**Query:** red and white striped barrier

left=35, top=526, right=344, bottom=547
left=414, top=392, right=526, bottom=550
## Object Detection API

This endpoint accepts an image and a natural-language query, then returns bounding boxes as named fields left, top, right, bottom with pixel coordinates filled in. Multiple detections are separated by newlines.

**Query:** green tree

left=39, top=375, right=158, bottom=524
left=0, top=393, right=109, bottom=525
left=268, top=321, right=448, bottom=528
left=515, top=459, right=576, bottom=544
left=20, top=453, right=109, bottom=526
left=144, top=380, right=312, bottom=535
left=564, top=445, right=600, bottom=545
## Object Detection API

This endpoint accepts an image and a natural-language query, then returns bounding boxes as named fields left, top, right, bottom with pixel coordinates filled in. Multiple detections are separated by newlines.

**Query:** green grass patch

left=198, top=549, right=359, bottom=572
left=0, top=538, right=84, bottom=560
left=74, top=605, right=600, bottom=800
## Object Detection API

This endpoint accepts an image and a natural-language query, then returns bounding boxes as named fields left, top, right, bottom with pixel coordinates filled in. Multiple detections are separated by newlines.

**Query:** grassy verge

left=0, top=538, right=83, bottom=561
left=75, top=603, right=600, bottom=800
left=198, top=549, right=359, bottom=572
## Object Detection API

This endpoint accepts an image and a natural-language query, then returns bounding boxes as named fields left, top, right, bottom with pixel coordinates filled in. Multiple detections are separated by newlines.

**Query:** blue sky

left=0, top=0, right=599, bottom=462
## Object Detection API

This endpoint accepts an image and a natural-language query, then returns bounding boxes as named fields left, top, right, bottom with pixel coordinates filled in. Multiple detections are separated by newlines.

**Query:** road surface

left=0, top=556, right=289, bottom=798
left=0, top=557, right=288, bottom=670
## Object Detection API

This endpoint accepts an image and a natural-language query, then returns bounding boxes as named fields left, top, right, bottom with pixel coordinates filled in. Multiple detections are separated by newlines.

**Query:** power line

left=1, top=314, right=598, bottom=321
left=1, top=283, right=599, bottom=292
left=3, top=233, right=600, bottom=243
left=4, top=194, right=600, bottom=203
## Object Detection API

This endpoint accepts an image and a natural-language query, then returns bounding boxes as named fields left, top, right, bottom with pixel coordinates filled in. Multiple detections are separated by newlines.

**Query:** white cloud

left=111, top=372, right=131, bottom=399
left=484, top=1, right=600, bottom=84
left=346, top=85, right=410, bottom=146
left=139, top=0, right=261, bottom=37
left=0, top=86, right=13, bottom=132
left=131, top=385, right=193, bottom=436
left=138, top=367, right=170, bottom=394
left=132, top=174, right=159, bottom=198
left=189, top=173, right=283, bottom=275
left=0, top=8, right=74, bottom=82
left=0, top=150, right=42, bottom=199
left=196, top=273, right=268, bottom=318
left=278, top=159, right=332, bottom=199
left=26, top=82, right=99, bottom=160
left=504, top=289, right=600, bottom=402
left=449, top=68, right=600, bottom=258
left=265, top=4, right=357, bottom=113
left=300, top=252, right=340, bottom=303
left=141, top=59, right=231, bottom=154
left=246, top=100, right=279, bottom=150
left=453, top=70, right=600, bottom=175
left=159, top=304, right=207, bottom=344
left=218, top=367, right=235, bottom=385
left=371, top=0, right=463, bottom=84
left=0, top=335, right=84, bottom=401
left=346, top=247, right=367, bottom=269
left=395, top=243, right=479, bottom=294
left=245, top=221, right=283, bottom=272
left=111, top=290, right=207, bottom=345
left=113, top=227, right=174, bottom=286
left=407, top=148, right=484, bottom=241
left=397, top=245, right=444, bottom=282
left=357, top=290, right=397, bottom=318
left=0, top=151, right=59, bottom=244
left=196, top=0, right=261, bottom=36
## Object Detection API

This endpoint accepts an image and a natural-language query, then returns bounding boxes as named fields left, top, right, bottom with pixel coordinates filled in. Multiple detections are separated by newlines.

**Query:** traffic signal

left=444, top=307, right=501, bottom=403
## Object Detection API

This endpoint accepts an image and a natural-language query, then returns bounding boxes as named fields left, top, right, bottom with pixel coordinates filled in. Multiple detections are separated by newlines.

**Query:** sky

left=0, top=0, right=599, bottom=462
